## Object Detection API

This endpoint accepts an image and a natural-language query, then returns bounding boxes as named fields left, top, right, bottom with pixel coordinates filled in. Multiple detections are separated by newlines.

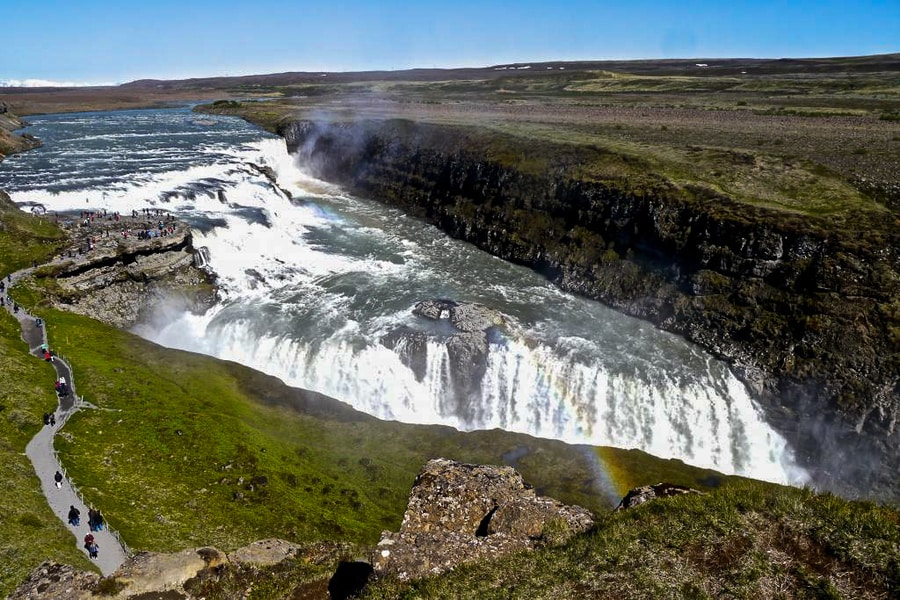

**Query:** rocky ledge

left=37, top=211, right=216, bottom=328
left=8, top=539, right=319, bottom=600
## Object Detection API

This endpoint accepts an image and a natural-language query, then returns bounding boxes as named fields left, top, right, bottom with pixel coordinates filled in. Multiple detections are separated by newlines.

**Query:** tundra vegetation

left=1, top=55, right=899, bottom=597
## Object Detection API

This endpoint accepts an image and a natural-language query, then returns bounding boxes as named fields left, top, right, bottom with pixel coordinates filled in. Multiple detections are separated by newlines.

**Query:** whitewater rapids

left=0, top=108, right=808, bottom=486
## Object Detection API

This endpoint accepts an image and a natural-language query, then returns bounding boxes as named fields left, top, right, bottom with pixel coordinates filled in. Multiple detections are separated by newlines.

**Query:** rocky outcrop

left=381, top=300, right=506, bottom=406
left=280, top=118, right=900, bottom=501
left=8, top=561, right=101, bottom=600
left=0, top=103, right=42, bottom=160
left=372, top=458, right=594, bottom=581
left=9, top=540, right=347, bottom=599
left=43, top=217, right=216, bottom=328
left=615, top=483, right=705, bottom=511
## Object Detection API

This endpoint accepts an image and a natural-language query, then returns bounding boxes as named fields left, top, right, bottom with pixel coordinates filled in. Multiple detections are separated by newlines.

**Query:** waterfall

left=0, top=107, right=807, bottom=488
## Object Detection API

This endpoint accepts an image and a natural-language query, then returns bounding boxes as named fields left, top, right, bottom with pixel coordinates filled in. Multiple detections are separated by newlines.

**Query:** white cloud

left=0, top=78, right=116, bottom=88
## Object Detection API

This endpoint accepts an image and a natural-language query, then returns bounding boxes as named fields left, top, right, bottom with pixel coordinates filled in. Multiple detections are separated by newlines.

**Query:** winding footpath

left=5, top=268, right=128, bottom=576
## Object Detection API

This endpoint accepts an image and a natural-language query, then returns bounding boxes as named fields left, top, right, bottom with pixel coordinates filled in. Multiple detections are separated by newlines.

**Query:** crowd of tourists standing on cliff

left=52, top=206, right=182, bottom=255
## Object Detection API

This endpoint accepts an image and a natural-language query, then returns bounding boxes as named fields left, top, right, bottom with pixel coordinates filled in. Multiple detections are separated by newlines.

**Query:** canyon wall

left=280, top=118, right=900, bottom=500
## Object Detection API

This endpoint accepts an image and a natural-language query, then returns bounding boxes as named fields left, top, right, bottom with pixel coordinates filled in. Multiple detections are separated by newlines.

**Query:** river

left=0, top=107, right=807, bottom=485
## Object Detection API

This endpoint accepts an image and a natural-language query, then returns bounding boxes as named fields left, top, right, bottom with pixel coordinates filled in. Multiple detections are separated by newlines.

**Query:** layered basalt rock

left=280, top=118, right=900, bottom=500
left=42, top=217, right=216, bottom=329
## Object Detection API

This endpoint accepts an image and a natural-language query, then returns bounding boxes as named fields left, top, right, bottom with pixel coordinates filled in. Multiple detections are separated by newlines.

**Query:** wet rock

left=615, top=483, right=704, bottom=511
left=384, top=300, right=506, bottom=406
left=412, top=298, right=452, bottom=320
left=372, top=458, right=594, bottom=581
left=381, top=326, right=429, bottom=381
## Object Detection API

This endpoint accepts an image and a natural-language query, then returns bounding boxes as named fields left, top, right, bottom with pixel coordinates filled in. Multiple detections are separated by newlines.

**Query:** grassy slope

left=364, top=483, right=900, bottom=599
left=0, top=196, right=92, bottom=596
left=9, top=294, right=735, bottom=554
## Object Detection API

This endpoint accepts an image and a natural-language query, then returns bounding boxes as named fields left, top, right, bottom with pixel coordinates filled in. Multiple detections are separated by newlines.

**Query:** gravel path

left=4, top=269, right=128, bottom=576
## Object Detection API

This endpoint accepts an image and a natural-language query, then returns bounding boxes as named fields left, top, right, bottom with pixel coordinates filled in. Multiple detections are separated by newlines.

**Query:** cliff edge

left=0, top=101, right=42, bottom=159
left=279, top=117, right=899, bottom=500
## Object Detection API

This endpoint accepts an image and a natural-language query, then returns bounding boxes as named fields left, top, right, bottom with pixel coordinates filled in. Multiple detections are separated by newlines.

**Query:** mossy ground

left=362, top=483, right=900, bottom=599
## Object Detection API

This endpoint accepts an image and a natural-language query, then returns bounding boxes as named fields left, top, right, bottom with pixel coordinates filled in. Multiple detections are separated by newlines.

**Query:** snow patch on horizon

left=0, top=78, right=118, bottom=88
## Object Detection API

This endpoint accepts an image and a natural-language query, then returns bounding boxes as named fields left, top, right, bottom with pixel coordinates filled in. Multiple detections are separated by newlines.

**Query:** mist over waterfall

left=0, top=108, right=808, bottom=486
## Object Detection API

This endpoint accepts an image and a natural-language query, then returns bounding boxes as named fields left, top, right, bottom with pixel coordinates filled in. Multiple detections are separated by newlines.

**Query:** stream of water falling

left=0, top=107, right=808, bottom=485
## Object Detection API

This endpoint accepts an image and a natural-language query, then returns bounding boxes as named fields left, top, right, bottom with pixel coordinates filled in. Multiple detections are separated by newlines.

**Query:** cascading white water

left=0, top=108, right=809, bottom=487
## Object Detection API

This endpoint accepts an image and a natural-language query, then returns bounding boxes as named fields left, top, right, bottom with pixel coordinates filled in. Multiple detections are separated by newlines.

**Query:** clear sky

left=3, top=0, right=898, bottom=85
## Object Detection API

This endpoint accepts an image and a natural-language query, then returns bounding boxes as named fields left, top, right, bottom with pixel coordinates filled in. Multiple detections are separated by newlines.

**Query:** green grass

left=362, top=482, right=900, bottom=599
left=0, top=205, right=94, bottom=596
left=0, top=192, right=68, bottom=272
left=10, top=281, right=738, bottom=559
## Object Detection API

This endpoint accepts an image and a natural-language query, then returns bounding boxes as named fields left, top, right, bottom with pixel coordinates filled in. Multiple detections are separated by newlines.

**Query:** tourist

left=67, top=505, right=80, bottom=526
left=49, top=413, right=56, bottom=426
left=88, top=507, right=100, bottom=531
left=43, top=413, right=50, bottom=426
left=84, top=533, right=98, bottom=558
left=54, top=471, right=63, bottom=489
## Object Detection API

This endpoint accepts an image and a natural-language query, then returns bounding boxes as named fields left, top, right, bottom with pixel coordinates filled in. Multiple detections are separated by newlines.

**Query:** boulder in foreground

left=372, top=457, right=595, bottom=581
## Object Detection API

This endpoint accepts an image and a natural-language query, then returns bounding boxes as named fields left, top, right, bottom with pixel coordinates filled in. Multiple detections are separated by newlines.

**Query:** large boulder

left=372, top=458, right=594, bottom=581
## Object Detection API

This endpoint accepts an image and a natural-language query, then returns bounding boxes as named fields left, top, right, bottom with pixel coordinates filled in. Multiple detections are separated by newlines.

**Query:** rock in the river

left=384, top=300, right=507, bottom=406
left=372, top=458, right=594, bottom=581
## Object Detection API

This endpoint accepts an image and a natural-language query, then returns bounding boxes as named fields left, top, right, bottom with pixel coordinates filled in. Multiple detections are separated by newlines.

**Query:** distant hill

left=117, top=52, right=900, bottom=90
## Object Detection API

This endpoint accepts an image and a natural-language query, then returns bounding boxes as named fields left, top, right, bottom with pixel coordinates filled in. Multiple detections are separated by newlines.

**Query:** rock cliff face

left=381, top=299, right=507, bottom=412
left=280, top=118, right=900, bottom=500
left=43, top=217, right=216, bottom=329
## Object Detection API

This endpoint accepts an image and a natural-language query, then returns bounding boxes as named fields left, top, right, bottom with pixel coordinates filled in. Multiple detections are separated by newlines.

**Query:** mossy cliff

left=277, top=118, right=900, bottom=501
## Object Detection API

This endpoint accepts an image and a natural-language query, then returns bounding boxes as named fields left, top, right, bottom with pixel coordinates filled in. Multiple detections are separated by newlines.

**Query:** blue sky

left=3, top=0, right=898, bottom=85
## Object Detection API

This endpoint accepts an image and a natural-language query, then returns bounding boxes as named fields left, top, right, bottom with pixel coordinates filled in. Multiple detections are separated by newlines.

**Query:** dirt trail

left=4, top=269, right=127, bottom=576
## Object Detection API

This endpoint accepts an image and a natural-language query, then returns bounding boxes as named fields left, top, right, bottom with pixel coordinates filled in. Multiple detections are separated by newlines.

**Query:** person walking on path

left=88, top=507, right=103, bottom=531
left=9, top=265, right=128, bottom=575
left=84, top=533, right=99, bottom=559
